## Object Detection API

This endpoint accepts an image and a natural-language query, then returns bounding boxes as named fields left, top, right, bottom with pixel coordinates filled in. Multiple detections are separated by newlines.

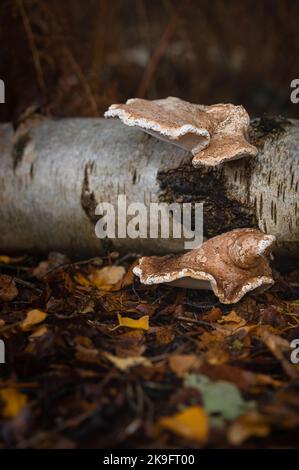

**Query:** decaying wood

left=0, top=116, right=298, bottom=261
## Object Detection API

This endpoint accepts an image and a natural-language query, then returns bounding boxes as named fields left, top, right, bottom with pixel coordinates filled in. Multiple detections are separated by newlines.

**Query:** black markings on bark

left=80, top=162, right=98, bottom=225
left=12, top=132, right=31, bottom=170
left=157, top=162, right=258, bottom=239
left=248, top=116, right=291, bottom=145
left=132, top=169, right=137, bottom=184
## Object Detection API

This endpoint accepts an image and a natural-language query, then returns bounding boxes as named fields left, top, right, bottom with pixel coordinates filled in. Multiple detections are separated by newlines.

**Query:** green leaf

left=184, top=373, right=256, bottom=421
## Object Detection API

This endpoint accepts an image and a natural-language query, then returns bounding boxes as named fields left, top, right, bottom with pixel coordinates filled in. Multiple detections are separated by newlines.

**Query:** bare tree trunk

left=0, top=116, right=298, bottom=261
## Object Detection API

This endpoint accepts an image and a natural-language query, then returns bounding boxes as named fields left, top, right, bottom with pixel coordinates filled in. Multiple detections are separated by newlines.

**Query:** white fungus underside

left=133, top=265, right=274, bottom=304
left=104, top=107, right=211, bottom=141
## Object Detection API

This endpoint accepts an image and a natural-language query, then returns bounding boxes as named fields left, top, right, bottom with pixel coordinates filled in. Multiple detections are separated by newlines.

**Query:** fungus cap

left=133, top=228, right=275, bottom=304
left=105, top=97, right=258, bottom=166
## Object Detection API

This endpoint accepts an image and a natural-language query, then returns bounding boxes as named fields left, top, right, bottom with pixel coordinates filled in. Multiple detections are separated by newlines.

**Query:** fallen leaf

left=136, top=303, right=158, bottom=316
left=0, top=388, right=27, bottom=418
left=199, top=363, right=284, bottom=391
left=104, top=352, right=152, bottom=371
left=200, top=329, right=227, bottom=348
left=227, top=411, right=270, bottom=445
left=74, top=273, right=92, bottom=288
left=185, top=374, right=256, bottom=420
left=256, top=325, right=299, bottom=379
left=205, top=346, right=230, bottom=365
left=117, top=313, right=149, bottom=331
left=74, top=336, right=93, bottom=348
left=0, top=275, right=18, bottom=301
left=29, top=325, right=49, bottom=339
left=32, top=252, right=70, bottom=279
left=21, top=309, right=48, bottom=331
left=117, top=262, right=137, bottom=288
left=202, top=307, right=222, bottom=322
left=158, top=406, right=209, bottom=443
left=218, top=310, right=247, bottom=328
left=151, top=325, right=174, bottom=345
left=75, top=346, right=100, bottom=364
left=169, top=354, right=202, bottom=378
left=90, top=266, right=125, bottom=291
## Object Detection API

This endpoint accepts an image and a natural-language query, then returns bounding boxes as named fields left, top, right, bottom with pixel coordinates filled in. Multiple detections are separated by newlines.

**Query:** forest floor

left=0, top=252, right=299, bottom=449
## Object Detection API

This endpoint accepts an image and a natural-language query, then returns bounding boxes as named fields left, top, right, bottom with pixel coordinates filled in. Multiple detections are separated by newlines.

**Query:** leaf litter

left=0, top=252, right=298, bottom=448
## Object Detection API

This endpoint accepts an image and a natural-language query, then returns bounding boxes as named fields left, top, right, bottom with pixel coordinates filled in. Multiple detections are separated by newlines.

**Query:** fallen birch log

left=0, top=116, right=298, bottom=261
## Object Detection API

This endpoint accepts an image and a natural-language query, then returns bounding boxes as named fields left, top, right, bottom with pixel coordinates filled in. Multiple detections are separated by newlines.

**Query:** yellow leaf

left=117, top=313, right=149, bottom=330
left=0, top=388, right=27, bottom=418
left=158, top=406, right=209, bottom=443
left=218, top=310, right=246, bottom=328
left=228, top=411, right=270, bottom=445
left=21, top=309, right=47, bottom=331
left=90, top=266, right=125, bottom=291
left=74, top=273, right=92, bottom=287
left=29, top=325, right=48, bottom=339
left=104, top=352, right=152, bottom=371
left=0, top=256, right=11, bottom=264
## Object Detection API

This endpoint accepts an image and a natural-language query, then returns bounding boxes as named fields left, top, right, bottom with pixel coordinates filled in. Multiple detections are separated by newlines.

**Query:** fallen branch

left=0, top=116, right=298, bottom=260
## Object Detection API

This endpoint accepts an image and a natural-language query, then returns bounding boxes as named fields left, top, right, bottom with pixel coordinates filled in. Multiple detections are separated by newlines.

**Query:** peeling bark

left=0, top=116, right=298, bottom=261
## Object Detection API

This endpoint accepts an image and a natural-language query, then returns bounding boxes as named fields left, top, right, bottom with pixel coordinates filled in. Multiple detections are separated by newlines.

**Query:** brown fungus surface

left=133, top=228, right=275, bottom=304
left=105, top=97, right=258, bottom=166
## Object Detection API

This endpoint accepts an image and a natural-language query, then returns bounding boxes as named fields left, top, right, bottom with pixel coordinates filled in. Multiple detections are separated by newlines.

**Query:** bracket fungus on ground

left=105, top=97, right=258, bottom=166
left=133, top=228, right=275, bottom=304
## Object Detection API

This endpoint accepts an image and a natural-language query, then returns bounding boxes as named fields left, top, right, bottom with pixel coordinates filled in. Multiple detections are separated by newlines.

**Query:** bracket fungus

left=133, top=228, right=275, bottom=304
left=105, top=97, right=257, bottom=166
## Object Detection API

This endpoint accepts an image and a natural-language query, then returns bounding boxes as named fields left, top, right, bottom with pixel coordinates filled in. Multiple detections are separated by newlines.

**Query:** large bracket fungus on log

left=133, top=228, right=275, bottom=304
left=105, top=97, right=258, bottom=166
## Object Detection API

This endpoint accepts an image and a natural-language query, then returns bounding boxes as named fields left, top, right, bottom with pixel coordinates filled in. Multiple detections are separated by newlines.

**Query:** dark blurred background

left=0, top=0, right=298, bottom=122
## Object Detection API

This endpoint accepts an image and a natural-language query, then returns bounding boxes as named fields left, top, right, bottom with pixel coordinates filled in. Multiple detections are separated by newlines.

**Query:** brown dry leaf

left=256, top=325, right=299, bottom=379
left=75, top=346, right=100, bottom=364
left=117, top=313, right=149, bottom=331
left=29, top=325, right=49, bottom=339
left=199, top=363, right=284, bottom=391
left=169, top=354, right=202, bottom=378
left=136, top=303, right=158, bottom=316
left=21, top=309, right=48, bottom=331
left=90, top=266, right=125, bottom=291
left=200, top=329, right=227, bottom=348
left=115, top=330, right=146, bottom=357
left=0, top=388, right=28, bottom=418
left=74, top=273, right=93, bottom=288
left=116, top=262, right=137, bottom=289
left=202, top=307, right=222, bottom=322
left=104, top=352, right=152, bottom=371
left=0, top=275, right=18, bottom=301
left=218, top=310, right=247, bottom=328
left=74, top=336, right=93, bottom=348
left=228, top=411, right=270, bottom=445
left=205, top=346, right=230, bottom=365
left=116, top=330, right=145, bottom=347
left=151, top=326, right=175, bottom=345
left=158, top=406, right=209, bottom=443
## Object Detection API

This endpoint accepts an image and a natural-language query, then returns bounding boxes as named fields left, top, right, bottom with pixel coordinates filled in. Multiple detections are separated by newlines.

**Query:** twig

left=16, top=0, right=46, bottom=92
left=136, top=9, right=179, bottom=97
